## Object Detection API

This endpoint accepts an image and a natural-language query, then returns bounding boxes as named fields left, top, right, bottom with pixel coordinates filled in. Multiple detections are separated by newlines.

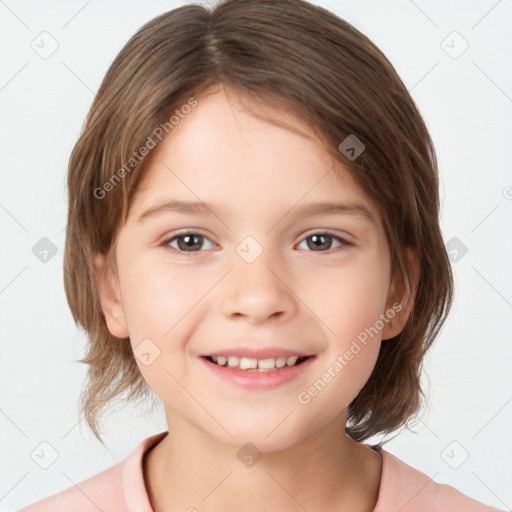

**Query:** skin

left=94, top=86, right=418, bottom=512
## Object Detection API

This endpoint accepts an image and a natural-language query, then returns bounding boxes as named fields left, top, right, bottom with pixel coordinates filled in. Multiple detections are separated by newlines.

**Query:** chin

left=208, top=413, right=312, bottom=453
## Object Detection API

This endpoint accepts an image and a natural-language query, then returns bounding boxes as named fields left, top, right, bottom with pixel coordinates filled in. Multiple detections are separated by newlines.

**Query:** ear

left=381, top=248, right=420, bottom=340
left=93, top=253, right=130, bottom=339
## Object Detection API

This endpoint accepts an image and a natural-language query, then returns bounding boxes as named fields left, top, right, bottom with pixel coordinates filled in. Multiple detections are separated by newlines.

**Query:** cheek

left=118, top=260, right=213, bottom=391
left=295, top=270, right=386, bottom=418
left=302, top=254, right=390, bottom=343
left=295, top=255, right=388, bottom=401
left=119, top=267, right=194, bottom=400
left=120, top=259, right=205, bottom=339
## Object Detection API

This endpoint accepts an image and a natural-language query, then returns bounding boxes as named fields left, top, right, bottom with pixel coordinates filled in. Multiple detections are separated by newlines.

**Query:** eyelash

left=161, top=230, right=352, bottom=256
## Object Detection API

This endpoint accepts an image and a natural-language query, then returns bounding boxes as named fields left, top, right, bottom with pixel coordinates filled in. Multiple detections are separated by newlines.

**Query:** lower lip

left=200, top=356, right=316, bottom=389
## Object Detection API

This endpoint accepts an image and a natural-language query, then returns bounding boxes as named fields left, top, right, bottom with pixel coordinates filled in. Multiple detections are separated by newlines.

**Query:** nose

left=220, top=253, right=298, bottom=324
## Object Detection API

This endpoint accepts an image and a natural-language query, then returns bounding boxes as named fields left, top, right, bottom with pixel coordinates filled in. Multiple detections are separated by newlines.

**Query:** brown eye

left=297, top=232, right=349, bottom=252
left=164, top=233, right=215, bottom=254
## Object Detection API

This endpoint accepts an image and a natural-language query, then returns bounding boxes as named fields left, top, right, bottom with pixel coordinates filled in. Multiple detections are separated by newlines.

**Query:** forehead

left=131, top=88, right=380, bottom=225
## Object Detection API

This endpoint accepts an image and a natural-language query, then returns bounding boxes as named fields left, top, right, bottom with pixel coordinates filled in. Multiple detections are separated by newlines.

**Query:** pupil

left=179, top=234, right=201, bottom=251
left=309, top=234, right=330, bottom=251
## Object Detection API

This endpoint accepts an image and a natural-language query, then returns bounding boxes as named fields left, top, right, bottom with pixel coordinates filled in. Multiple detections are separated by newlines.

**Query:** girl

left=19, top=0, right=503, bottom=510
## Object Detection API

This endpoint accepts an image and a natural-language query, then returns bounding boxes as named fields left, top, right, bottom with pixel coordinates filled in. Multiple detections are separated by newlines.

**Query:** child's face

left=96, top=87, right=405, bottom=450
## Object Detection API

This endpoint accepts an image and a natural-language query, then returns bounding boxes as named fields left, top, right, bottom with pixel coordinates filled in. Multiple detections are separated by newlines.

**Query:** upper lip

left=202, top=348, right=314, bottom=359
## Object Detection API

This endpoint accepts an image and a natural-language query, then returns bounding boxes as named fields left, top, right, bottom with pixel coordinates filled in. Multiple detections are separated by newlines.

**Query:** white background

left=1, top=1, right=511, bottom=510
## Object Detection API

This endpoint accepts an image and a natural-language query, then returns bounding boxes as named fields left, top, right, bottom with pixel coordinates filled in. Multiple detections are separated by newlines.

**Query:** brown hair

left=64, top=0, right=453, bottom=445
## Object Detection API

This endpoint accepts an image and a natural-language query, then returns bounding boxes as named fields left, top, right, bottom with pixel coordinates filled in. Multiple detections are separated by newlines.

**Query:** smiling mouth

left=203, top=355, right=313, bottom=372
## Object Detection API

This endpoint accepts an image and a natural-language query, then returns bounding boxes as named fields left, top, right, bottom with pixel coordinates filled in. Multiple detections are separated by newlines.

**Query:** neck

left=144, top=410, right=382, bottom=512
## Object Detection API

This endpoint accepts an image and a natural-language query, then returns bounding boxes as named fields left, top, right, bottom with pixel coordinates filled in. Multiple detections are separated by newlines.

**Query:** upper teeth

left=212, top=355, right=301, bottom=371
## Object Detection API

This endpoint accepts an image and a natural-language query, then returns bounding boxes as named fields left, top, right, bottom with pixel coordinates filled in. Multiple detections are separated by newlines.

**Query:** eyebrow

left=137, top=199, right=375, bottom=223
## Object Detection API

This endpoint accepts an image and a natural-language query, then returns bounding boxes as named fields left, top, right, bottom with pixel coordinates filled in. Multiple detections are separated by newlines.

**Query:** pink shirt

left=18, top=431, right=502, bottom=512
